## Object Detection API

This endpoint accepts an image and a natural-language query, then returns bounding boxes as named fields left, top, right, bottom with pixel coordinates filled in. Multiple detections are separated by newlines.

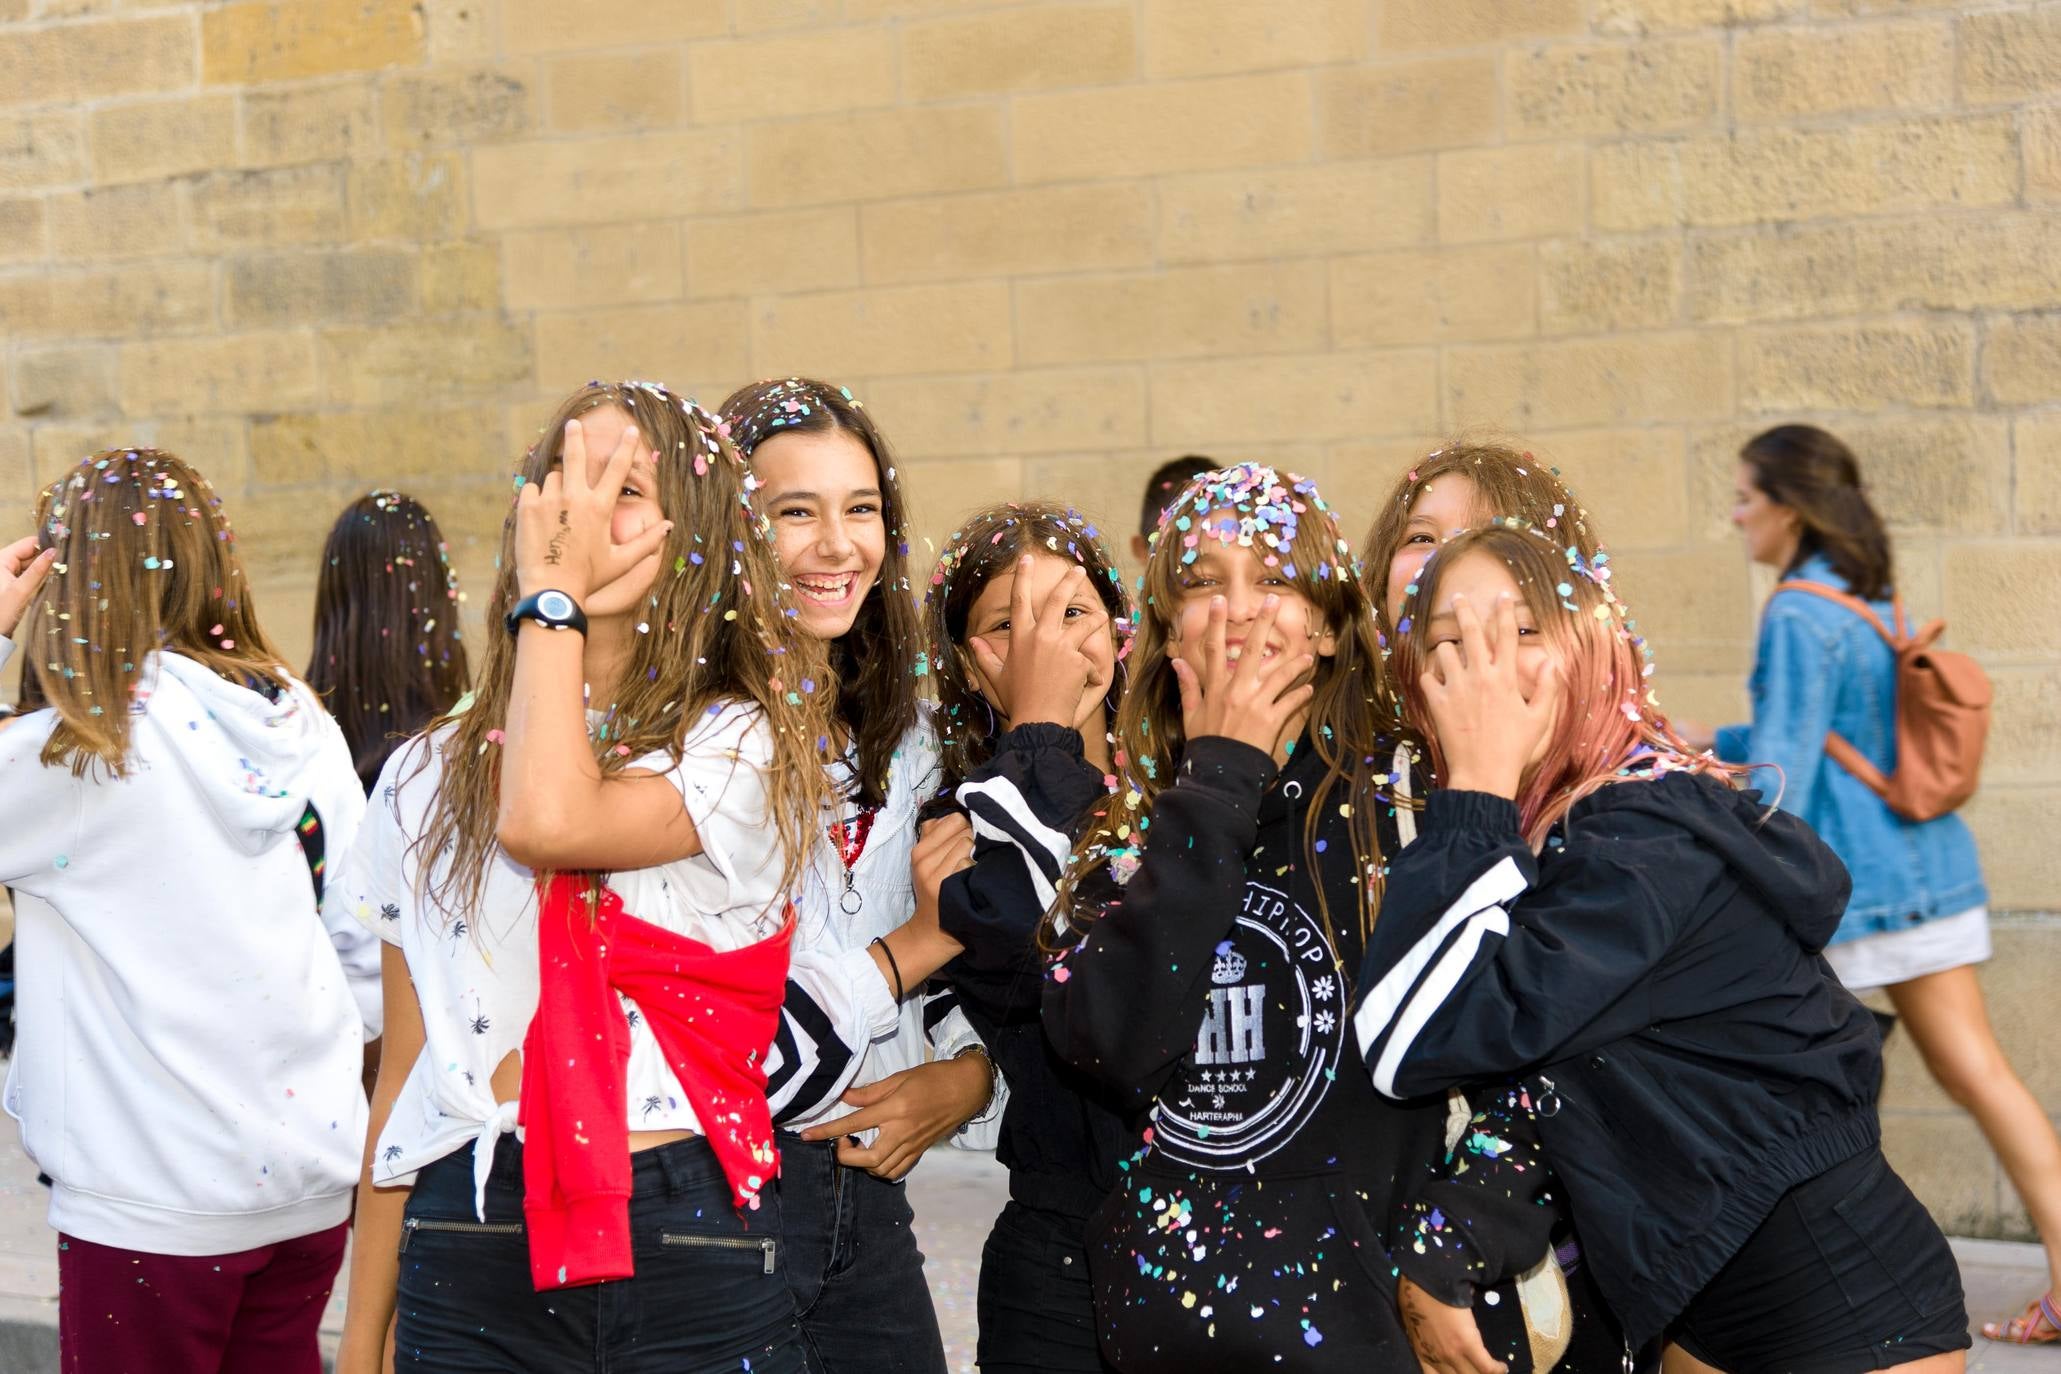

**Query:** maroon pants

left=58, top=1221, right=348, bottom=1374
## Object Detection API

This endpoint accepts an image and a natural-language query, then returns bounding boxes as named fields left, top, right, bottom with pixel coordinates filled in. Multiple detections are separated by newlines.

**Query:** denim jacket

left=1714, top=552, right=1988, bottom=942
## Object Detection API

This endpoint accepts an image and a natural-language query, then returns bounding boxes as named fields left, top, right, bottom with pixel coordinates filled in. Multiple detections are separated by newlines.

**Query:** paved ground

left=0, top=1112, right=2050, bottom=1372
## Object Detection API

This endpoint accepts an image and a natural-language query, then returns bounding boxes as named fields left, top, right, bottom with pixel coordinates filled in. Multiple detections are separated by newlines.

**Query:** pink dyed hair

left=1394, top=525, right=1742, bottom=844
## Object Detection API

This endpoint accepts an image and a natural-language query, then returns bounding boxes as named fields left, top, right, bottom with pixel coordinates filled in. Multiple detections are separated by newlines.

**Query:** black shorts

left=1672, top=1149, right=1969, bottom=1374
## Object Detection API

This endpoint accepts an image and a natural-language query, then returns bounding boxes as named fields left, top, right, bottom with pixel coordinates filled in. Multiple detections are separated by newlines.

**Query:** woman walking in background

left=306, top=490, right=470, bottom=794
left=1686, top=423, right=2061, bottom=1346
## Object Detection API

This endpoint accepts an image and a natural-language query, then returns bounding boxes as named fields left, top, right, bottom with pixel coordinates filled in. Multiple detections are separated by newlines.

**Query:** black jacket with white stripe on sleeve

left=1350, top=772, right=1884, bottom=1348
left=932, top=722, right=1132, bottom=1219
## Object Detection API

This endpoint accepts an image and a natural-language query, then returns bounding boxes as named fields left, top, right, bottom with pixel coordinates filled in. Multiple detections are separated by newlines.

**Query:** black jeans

left=395, top=1135, right=808, bottom=1373
left=776, top=1133, right=948, bottom=1374
left=976, top=1201, right=1114, bottom=1374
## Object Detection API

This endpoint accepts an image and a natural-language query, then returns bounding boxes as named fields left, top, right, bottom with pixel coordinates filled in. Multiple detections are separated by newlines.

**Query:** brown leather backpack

left=1776, top=581, right=1992, bottom=822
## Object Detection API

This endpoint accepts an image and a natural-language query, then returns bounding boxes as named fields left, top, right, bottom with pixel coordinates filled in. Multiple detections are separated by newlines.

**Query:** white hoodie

left=0, top=639, right=374, bottom=1255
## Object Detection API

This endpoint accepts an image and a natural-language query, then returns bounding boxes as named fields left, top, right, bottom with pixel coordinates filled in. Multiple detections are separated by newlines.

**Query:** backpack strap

left=1820, top=732, right=1891, bottom=797
left=296, top=803, right=327, bottom=904
left=1773, top=580, right=1905, bottom=647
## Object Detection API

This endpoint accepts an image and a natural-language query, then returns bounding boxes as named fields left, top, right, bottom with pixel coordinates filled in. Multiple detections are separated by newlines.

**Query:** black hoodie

left=1045, top=734, right=1448, bottom=1372
left=1351, top=772, right=1883, bottom=1348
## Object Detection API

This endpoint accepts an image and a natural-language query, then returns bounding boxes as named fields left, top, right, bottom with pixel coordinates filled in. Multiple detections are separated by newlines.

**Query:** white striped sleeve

left=1353, top=854, right=1528, bottom=1099
left=957, top=772, right=1072, bottom=912
left=764, top=945, right=899, bottom=1124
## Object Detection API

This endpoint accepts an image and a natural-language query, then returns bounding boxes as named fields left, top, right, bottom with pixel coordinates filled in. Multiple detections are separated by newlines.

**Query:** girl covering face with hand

left=1353, top=523, right=1969, bottom=1374
left=871, top=502, right=1133, bottom=1374
left=1041, top=463, right=1450, bottom=1373
left=1362, top=446, right=1641, bottom=1374
left=332, top=382, right=834, bottom=1374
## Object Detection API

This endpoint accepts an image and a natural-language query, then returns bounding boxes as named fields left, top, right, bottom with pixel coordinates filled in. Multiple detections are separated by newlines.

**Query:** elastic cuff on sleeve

left=1394, top=1246, right=1479, bottom=1311
left=1423, top=789, right=1524, bottom=838
left=997, top=721, right=1085, bottom=757
left=1179, top=736, right=1279, bottom=818
left=839, top=944, right=903, bottom=1041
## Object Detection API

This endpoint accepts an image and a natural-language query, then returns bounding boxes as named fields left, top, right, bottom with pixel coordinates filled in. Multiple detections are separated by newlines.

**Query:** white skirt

left=1824, top=905, right=1991, bottom=996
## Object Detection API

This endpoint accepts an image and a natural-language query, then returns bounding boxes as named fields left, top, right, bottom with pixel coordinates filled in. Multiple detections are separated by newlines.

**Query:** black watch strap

left=505, top=589, right=588, bottom=637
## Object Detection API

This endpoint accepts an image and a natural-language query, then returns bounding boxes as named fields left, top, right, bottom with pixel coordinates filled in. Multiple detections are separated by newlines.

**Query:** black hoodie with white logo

left=1045, top=735, right=1446, bottom=1372
left=1352, top=772, right=1884, bottom=1348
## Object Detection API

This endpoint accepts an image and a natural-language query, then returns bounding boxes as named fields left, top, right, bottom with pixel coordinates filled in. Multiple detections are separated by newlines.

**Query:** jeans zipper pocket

left=399, top=1217, right=524, bottom=1253
left=660, top=1232, right=778, bottom=1275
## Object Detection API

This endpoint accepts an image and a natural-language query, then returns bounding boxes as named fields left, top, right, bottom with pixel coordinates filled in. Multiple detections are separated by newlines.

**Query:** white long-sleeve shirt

left=769, top=712, right=1004, bottom=1151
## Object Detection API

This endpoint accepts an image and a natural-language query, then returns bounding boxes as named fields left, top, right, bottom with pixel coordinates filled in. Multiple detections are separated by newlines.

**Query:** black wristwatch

left=504, top=589, right=587, bottom=638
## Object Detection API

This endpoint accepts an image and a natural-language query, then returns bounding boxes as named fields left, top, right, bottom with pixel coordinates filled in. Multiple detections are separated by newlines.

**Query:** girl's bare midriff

left=492, top=1051, right=695, bottom=1155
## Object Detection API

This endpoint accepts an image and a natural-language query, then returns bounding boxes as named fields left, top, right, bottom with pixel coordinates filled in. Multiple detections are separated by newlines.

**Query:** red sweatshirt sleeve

left=520, top=877, right=636, bottom=1290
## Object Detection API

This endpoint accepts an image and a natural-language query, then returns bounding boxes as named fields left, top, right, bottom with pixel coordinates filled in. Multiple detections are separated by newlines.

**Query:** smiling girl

left=720, top=378, right=998, bottom=1374
left=1362, top=441, right=1597, bottom=646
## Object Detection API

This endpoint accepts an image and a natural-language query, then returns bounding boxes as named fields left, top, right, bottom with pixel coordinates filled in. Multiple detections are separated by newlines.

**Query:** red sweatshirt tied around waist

left=519, top=873, right=792, bottom=1292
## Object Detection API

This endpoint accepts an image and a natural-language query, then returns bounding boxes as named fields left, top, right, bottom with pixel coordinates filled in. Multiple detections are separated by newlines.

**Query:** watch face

left=537, top=590, right=575, bottom=622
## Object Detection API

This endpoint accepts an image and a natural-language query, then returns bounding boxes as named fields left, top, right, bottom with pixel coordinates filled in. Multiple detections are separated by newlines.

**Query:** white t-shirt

left=329, top=702, right=796, bottom=1196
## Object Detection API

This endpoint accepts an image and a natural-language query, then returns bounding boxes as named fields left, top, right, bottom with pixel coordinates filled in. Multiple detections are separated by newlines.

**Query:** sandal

left=1982, top=1291, right=2061, bottom=1344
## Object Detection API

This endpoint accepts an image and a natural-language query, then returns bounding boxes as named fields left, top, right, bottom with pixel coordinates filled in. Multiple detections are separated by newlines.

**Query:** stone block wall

left=0, top=0, right=2055, bottom=1236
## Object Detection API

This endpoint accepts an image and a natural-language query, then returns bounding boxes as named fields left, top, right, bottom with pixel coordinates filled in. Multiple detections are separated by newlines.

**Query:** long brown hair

left=1740, top=424, right=1893, bottom=601
left=1057, top=463, right=1404, bottom=948
left=30, top=448, right=292, bottom=777
left=412, top=382, right=833, bottom=922
left=720, top=378, right=920, bottom=809
left=1395, top=525, right=1737, bottom=846
left=306, top=491, right=470, bottom=793
left=1362, top=439, right=1598, bottom=645
left=924, top=501, right=1131, bottom=793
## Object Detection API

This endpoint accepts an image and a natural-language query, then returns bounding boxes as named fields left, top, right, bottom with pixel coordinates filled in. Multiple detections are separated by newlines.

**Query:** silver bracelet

left=953, top=1045, right=1003, bottom=1125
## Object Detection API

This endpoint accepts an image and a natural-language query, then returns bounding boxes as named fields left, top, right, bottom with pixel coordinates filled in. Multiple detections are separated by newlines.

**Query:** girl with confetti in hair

left=1353, top=523, right=1969, bottom=1374
left=306, top=490, right=470, bottom=794
left=1364, top=442, right=1641, bottom=1374
left=720, top=378, right=1001, bottom=1374
left=0, top=450, right=375, bottom=1374
left=1038, top=462, right=1447, bottom=1372
left=331, top=383, right=835, bottom=1374
left=1361, top=440, right=1599, bottom=650
left=862, top=501, right=1134, bottom=1373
